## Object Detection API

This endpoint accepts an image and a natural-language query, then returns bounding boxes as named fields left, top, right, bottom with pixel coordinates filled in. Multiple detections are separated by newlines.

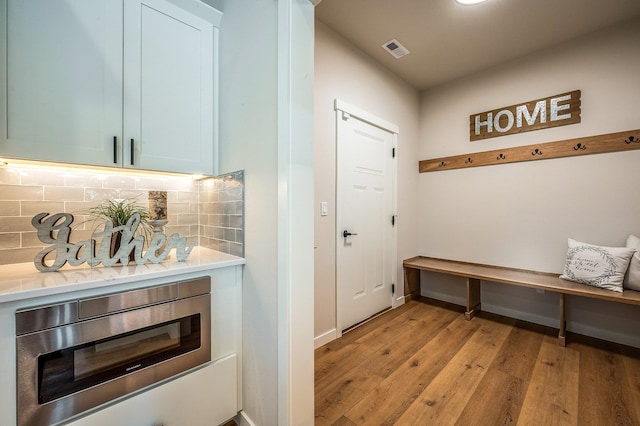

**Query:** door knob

left=343, top=230, right=358, bottom=238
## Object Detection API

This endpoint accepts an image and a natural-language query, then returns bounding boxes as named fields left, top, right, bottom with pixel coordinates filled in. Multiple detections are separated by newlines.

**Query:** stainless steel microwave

left=16, top=277, right=212, bottom=426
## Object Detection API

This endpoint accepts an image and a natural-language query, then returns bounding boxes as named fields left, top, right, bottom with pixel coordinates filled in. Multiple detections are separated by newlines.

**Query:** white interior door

left=336, top=102, right=397, bottom=332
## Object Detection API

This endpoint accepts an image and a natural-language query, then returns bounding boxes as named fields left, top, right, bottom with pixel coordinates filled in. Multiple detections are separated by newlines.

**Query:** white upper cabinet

left=2, top=0, right=123, bottom=167
left=124, top=0, right=215, bottom=174
left=0, top=0, right=219, bottom=175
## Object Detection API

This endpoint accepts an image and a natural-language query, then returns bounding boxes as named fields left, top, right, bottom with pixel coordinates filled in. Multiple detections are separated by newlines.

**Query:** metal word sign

left=31, top=212, right=194, bottom=272
left=470, top=90, right=581, bottom=141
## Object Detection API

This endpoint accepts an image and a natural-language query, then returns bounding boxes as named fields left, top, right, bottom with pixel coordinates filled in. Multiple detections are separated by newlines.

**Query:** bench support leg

left=558, top=293, right=566, bottom=347
left=404, top=267, right=421, bottom=302
left=465, top=278, right=482, bottom=320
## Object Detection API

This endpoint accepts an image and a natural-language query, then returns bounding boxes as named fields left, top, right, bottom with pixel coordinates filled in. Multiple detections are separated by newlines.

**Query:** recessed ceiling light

left=455, top=0, right=488, bottom=5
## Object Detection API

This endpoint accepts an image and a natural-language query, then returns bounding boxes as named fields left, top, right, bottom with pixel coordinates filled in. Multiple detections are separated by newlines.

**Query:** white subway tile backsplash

left=0, top=232, right=20, bottom=248
left=1, top=185, right=43, bottom=201
left=229, top=242, right=243, bottom=257
left=0, top=247, right=42, bottom=265
left=0, top=168, right=21, bottom=185
left=84, top=188, right=122, bottom=201
left=0, top=201, right=20, bottom=216
left=101, top=175, right=138, bottom=189
left=21, top=201, right=65, bottom=216
left=44, top=186, right=85, bottom=202
left=0, top=165, right=244, bottom=264
left=20, top=231, right=42, bottom=248
left=20, top=169, right=66, bottom=186
left=63, top=173, right=104, bottom=188
left=177, top=214, right=198, bottom=226
left=177, top=191, right=198, bottom=203
left=0, top=216, right=36, bottom=233
left=171, top=203, right=191, bottom=215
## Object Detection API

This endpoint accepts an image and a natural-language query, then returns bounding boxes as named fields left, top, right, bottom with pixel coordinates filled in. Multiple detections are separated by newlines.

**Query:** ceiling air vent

left=382, top=39, right=410, bottom=59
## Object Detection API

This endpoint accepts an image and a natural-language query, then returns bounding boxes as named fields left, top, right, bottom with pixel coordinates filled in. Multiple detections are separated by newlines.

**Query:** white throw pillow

left=624, top=234, right=640, bottom=291
left=559, top=238, right=635, bottom=293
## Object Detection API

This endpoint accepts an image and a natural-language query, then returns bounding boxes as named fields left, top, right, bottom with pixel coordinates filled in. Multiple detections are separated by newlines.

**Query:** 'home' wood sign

left=470, top=90, right=581, bottom=141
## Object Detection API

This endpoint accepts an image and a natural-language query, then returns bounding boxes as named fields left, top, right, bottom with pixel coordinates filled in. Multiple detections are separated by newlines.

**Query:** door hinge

left=392, top=147, right=396, bottom=158
left=391, top=215, right=396, bottom=226
left=392, top=283, right=395, bottom=294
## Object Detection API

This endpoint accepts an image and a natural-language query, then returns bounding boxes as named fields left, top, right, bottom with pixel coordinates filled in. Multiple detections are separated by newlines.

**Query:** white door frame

left=334, top=99, right=399, bottom=338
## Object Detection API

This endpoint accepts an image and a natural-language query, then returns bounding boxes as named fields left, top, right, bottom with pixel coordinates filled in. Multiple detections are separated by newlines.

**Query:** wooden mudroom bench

left=403, top=256, right=640, bottom=346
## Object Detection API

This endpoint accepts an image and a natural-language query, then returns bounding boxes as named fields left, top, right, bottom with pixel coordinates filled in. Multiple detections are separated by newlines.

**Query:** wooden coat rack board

left=419, top=129, right=640, bottom=173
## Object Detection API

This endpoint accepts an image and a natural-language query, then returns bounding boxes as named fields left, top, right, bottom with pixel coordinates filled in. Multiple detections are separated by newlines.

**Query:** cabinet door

left=1, top=0, right=123, bottom=167
left=124, top=0, right=214, bottom=175
left=64, top=355, right=238, bottom=426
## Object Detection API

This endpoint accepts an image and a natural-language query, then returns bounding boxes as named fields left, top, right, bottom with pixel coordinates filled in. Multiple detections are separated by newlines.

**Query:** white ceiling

left=315, top=0, right=640, bottom=91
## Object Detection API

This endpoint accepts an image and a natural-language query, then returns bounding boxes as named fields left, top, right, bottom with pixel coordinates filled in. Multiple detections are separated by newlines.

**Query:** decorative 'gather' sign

left=470, top=90, right=581, bottom=141
left=32, top=212, right=194, bottom=272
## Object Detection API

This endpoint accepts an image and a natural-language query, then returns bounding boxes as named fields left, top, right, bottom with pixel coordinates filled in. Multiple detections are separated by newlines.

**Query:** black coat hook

left=465, top=157, right=473, bottom=164
left=573, top=143, right=586, bottom=150
left=439, top=161, right=447, bottom=167
left=532, top=148, right=543, bottom=156
left=497, top=153, right=506, bottom=160
left=625, top=136, right=639, bottom=144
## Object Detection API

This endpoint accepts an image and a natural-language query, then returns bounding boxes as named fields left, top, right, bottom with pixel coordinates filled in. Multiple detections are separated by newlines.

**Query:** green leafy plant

left=87, top=198, right=151, bottom=230
left=86, top=198, right=153, bottom=259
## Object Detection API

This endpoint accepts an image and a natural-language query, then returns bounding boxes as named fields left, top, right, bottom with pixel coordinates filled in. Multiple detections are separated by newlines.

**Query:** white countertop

left=0, top=247, right=244, bottom=303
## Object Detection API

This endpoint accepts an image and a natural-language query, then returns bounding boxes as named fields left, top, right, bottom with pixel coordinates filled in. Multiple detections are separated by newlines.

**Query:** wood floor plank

left=315, top=369, right=385, bottom=425
left=358, top=303, right=461, bottom=380
left=315, top=341, right=379, bottom=398
left=455, top=368, right=525, bottom=426
left=492, top=320, right=548, bottom=381
left=315, top=302, right=422, bottom=363
left=315, top=302, right=443, bottom=389
left=315, top=299, right=640, bottom=426
left=330, top=416, right=358, bottom=426
left=576, top=343, right=638, bottom=425
left=622, top=352, right=640, bottom=422
left=393, top=315, right=515, bottom=425
left=454, top=321, right=550, bottom=425
left=343, top=314, right=481, bottom=425
left=517, top=336, right=580, bottom=426
left=316, top=303, right=456, bottom=424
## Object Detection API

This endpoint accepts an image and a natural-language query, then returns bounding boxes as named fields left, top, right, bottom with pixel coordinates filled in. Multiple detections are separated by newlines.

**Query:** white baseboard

left=236, top=410, right=257, bottom=426
left=314, top=328, right=337, bottom=349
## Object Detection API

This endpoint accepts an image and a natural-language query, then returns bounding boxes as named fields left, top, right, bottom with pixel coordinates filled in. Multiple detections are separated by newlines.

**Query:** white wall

left=419, top=18, right=640, bottom=347
left=218, top=1, right=315, bottom=424
left=276, top=1, right=315, bottom=424
left=314, top=21, right=420, bottom=345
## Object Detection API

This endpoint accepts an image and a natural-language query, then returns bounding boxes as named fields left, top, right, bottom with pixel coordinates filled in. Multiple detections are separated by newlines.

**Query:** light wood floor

left=315, top=298, right=640, bottom=425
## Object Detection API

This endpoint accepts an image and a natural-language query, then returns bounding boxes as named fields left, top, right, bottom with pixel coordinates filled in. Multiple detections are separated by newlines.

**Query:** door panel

left=337, top=110, right=395, bottom=331
left=124, top=0, right=213, bottom=174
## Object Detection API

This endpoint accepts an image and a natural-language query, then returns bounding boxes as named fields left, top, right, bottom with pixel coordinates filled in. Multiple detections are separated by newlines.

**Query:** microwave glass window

left=38, top=314, right=201, bottom=404
left=74, top=322, right=181, bottom=380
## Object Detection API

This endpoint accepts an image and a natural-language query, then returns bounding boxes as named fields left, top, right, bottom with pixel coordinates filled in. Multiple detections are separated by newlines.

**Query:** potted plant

left=86, top=198, right=152, bottom=262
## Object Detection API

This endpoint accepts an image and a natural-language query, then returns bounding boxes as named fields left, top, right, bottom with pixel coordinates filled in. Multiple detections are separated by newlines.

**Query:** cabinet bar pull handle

left=130, top=139, right=135, bottom=165
left=113, top=136, right=118, bottom=164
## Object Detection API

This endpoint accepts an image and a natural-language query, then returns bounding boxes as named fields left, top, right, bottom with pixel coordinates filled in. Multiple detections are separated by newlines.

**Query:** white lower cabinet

left=62, top=266, right=242, bottom=425
left=0, top=262, right=242, bottom=426
left=66, top=355, right=238, bottom=426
